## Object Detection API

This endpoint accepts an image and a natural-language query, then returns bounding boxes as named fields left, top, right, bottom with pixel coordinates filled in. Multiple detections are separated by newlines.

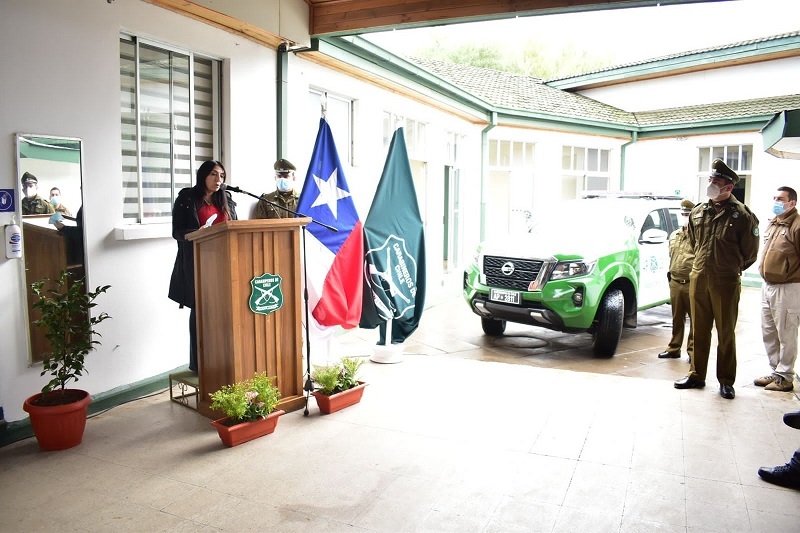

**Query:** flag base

left=370, top=344, right=404, bottom=364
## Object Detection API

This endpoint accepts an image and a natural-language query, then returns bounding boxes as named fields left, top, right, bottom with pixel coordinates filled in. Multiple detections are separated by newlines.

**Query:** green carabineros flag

left=359, top=127, right=426, bottom=343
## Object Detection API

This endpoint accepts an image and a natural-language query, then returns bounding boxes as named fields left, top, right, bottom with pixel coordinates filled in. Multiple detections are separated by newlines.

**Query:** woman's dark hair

left=193, top=160, right=232, bottom=220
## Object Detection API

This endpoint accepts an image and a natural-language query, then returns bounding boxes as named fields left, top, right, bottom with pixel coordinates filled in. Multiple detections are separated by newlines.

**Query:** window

left=562, top=145, right=611, bottom=195
left=487, top=140, right=535, bottom=168
left=697, top=144, right=752, bottom=203
left=309, top=90, right=353, bottom=164
left=120, top=35, right=221, bottom=224
left=383, top=112, right=426, bottom=159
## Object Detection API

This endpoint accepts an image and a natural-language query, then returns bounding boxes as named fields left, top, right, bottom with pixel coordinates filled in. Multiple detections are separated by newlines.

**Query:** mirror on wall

left=16, top=134, right=84, bottom=364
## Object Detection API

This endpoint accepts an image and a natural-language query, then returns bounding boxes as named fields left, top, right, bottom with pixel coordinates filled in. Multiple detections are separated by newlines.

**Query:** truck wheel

left=481, top=317, right=506, bottom=336
left=592, top=289, right=624, bottom=357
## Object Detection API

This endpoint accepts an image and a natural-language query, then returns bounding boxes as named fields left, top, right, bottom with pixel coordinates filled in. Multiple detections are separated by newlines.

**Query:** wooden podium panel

left=188, top=218, right=310, bottom=418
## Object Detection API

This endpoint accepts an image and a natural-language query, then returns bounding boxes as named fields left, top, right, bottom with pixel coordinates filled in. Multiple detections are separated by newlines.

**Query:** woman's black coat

left=168, top=188, right=237, bottom=309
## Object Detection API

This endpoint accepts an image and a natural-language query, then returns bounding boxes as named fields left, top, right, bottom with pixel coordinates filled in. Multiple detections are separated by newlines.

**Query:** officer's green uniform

left=687, top=162, right=759, bottom=387
left=665, top=206, right=695, bottom=358
left=254, top=157, right=298, bottom=219
left=255, top=190, right=299, bottom=219
left=22, top=195, right=55, bottom=215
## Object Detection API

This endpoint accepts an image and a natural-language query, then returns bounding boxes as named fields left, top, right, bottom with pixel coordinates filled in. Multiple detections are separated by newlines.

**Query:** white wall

left=0, top=0, right=283, bottom=422
left=581, top=57, right=800, bottom=111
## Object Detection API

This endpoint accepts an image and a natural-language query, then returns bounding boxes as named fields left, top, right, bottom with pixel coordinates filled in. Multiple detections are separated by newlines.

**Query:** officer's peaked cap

left=680, top=198, right=695, bottom=213
left=710, top=158, right=739, bottom=184
left=274, top=158, right=296, bottom=173
left=21, top=172, right=38, bottom=185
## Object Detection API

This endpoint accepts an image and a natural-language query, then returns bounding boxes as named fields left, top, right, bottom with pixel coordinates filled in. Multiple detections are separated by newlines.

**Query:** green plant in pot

left=22, top=270, right=111, bottom=451
left=310, top=356, right=367, bottom=414
left=209, top=372, right=284, bottom=447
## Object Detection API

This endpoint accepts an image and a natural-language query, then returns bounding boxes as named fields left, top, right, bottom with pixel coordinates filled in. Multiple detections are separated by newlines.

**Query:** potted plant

left=310, top=356, right=368, bottom=414
left=209, top=372, right=284, bottom=447
left=22, top=270, right=111, bottom=451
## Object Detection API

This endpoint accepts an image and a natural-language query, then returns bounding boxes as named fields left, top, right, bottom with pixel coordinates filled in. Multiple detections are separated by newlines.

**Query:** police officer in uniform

left=21, top=172, right=55, bottom=215
left=659, top=198, right=696, bottom=360
left=255, top=159, right=299, bottom=219
left=674, top=159, right=760, bottom=399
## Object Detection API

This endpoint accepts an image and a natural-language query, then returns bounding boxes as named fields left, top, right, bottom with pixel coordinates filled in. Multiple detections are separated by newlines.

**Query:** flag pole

left=301, top=226, right=314, bottom=415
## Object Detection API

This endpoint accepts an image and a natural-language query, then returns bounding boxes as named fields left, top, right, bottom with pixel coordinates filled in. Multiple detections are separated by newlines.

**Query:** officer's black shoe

left=784, top=410, right=800, bottom=430
left=674, top=376, right=705, bottom=389
left=757, top=464, right=800, bottom=490
left=658, top=351, right=681, bottom=359
left=720, top=384, right=735, bottom=399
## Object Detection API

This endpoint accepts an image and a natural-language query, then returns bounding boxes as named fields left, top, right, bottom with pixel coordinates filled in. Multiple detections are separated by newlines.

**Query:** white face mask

left=706, top=182, right=721, bottom=199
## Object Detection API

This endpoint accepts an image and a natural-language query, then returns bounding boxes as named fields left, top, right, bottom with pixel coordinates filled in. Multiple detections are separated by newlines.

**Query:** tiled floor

left=2, top=285, right=799, bottom=532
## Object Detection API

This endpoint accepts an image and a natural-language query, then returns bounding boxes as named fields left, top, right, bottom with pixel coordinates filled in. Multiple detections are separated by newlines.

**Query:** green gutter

left=620, top=131, right=638, bottom=189
left=481, top=112, right=498, bottom=242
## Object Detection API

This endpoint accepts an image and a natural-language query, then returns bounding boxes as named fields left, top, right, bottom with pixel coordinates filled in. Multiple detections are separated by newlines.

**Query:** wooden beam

left=309, top=0, right=670, bottom=36
left=144, top=0, right=289, bottom=49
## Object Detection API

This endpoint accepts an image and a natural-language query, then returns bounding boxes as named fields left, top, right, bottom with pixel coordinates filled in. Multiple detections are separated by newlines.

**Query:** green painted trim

left=548, top=33, right=800, bottom=90
left=0, top=367, right=186, bottom=448
left=742, top=272, right=763, bottom=289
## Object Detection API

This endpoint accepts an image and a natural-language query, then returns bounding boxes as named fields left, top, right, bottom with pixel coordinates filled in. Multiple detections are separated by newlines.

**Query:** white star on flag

left=310, top=167, right=351, bottom=219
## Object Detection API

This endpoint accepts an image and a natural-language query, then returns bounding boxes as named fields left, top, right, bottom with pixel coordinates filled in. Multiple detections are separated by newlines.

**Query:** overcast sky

left=364, top=0, right=800, bottom=65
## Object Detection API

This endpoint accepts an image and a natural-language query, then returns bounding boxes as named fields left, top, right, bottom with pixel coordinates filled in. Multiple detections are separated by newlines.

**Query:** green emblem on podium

left=249, top=273, right=283, bottom=315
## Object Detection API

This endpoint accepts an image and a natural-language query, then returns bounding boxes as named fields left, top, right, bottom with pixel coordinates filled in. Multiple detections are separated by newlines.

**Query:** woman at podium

left=168, top=160, right=238, bottom=373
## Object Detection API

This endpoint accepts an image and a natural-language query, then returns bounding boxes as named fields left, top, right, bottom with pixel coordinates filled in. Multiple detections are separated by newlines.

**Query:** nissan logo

left=501, top=262, right=515, bottom=276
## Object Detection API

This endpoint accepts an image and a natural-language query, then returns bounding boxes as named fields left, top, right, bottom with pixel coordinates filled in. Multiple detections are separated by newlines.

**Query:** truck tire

left=592, top=289, right=624, bottom=357
left=481, top=317, right=506, bottom=336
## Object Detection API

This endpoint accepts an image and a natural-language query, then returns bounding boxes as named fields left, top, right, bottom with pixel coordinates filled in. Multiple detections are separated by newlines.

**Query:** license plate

left=489, top=288, right=520, bottom=305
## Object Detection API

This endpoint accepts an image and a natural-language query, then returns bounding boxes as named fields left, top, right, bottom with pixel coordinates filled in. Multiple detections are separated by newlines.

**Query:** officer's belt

left=671, top=276, right=689, bottom=284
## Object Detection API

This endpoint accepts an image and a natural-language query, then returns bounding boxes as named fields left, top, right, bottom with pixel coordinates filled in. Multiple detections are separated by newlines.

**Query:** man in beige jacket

left=756, top=186, right=800, bottom=392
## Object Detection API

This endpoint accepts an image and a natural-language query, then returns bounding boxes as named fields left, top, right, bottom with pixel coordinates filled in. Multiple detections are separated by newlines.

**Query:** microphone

left=222, top=184, right=242, bottom=193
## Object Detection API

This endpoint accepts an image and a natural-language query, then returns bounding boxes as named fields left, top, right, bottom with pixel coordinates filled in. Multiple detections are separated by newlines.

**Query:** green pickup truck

left=463, top=196, right=683, bottom=356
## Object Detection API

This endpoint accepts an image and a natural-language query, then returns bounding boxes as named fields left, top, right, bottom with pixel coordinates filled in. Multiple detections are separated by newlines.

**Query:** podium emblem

left=249, top=273, right=284, bottom=315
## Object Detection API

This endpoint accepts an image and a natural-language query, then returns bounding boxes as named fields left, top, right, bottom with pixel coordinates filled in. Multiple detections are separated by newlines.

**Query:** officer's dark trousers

left=667, top=278, right=694, bottom=357
left=689, top=272, right=741, bottom=385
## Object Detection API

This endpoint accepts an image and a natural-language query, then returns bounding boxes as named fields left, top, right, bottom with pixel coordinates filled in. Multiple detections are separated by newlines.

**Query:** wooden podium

left=187, top=218, right=310, bottom=418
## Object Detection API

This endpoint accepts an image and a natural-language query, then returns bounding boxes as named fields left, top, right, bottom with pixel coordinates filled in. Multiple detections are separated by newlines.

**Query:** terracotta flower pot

left=23, top=389, right=92, bottom=451
left=211, top=409, right=285, bottom=447
left=312, top=382, right=367, bottom=414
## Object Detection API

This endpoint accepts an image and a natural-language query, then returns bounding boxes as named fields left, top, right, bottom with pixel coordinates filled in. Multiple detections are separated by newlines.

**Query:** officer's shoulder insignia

left=732, top=211, right=739, bottom=219
left=753, top=227, right=759, bottom=236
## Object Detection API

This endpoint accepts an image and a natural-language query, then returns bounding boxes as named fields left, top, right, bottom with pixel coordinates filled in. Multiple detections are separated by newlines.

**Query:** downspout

left=480, top=112, right=498, bottom=242
left=277, top=43, right=289, bottom=158
left=619, top=130, right=638, bottom=190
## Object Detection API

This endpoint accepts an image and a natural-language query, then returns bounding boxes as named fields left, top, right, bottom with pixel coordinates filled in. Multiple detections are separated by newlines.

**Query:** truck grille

left=483, top=255, right=544, bottom=291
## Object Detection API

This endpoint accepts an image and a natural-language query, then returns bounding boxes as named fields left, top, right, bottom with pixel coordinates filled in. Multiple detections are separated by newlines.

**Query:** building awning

left=761, top=109, right=800, bottom=159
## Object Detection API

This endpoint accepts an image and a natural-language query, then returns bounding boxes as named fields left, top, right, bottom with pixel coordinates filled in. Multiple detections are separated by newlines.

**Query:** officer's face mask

left=679, top=214, right=690, bottom=227
left=49, top=196, right=60, bottom=206
left=23, top=185, right=36, bottom=198
left=276, top=177, right=293, bottom=192
left=706, top=182, right=721, bottom=199
left=773, top=200, right=788, bottom=216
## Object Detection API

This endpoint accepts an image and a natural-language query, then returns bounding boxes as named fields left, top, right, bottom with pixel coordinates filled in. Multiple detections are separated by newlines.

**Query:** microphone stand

left=225, top=185, right=337, bottom=415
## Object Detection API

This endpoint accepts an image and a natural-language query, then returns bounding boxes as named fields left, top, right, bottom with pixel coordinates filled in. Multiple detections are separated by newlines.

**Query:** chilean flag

left=296, top=117, right=363, bottom=329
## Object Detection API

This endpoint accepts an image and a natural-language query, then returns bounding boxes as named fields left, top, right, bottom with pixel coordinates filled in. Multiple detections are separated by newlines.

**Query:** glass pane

left=573, top=147, right=585, bottom=171
left=489, top=140, right=498, bottom=166
left=382, top=111, right=391, bottom=148
left=120, top=38, right=140, bottom=222
left=526, top=143, right=535, bottom=166
left=712, top=146, right=724, bottom=162
left=500, top=140, right=510, bottom=167
left=741, top=144, right=752, bottom=171
left=417, top=122, right=426, bottom=158
left=586, top=175, right=608, bottom=191
left=562, top=146, right=571, bottom=170
left=726, top=145, right=739, bottom=170
left=587, top=148, right=598, bottom=171
left=698, top=147, right=710, bottom=172
left=600, top=150, right=609, bottom=172
left=512, top=142, right=523, bottom=167
left=405, top=118, right=415, bottom=153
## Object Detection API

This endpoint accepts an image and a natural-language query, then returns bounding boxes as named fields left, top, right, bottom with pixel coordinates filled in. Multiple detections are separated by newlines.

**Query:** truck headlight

left=550, top=260, right=596, bottom=280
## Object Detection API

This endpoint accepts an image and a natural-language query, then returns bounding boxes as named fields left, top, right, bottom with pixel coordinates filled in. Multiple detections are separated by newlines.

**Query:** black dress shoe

left=784, top=410, right=800, bottom=430
left=758, top=464, right=800, bottom=490
left=658, top=351, right=680, bottom=359
left=674, top=376, right=705, bottom=389
left=720, top=384, right=735, bottom=399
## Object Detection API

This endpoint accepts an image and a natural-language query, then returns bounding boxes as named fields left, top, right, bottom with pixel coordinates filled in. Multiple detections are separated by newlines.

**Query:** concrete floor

left=1, top=285, right=799, bottom=532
